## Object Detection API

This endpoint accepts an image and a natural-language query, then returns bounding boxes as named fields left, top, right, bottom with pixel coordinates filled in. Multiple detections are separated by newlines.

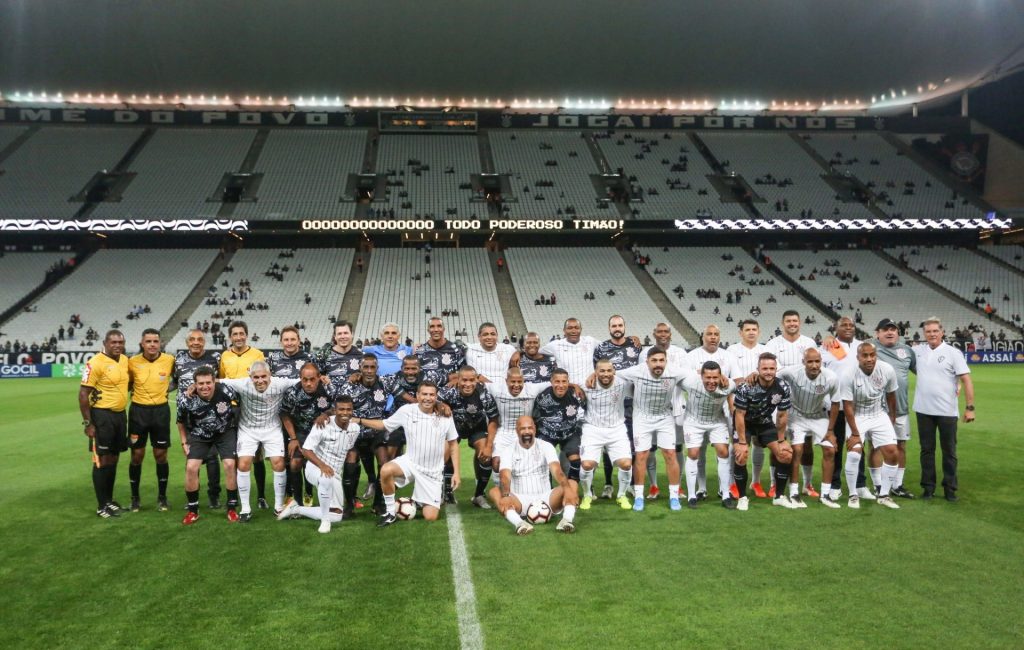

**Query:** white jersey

left=681, top=372, right=734, bottom=426
left=582, top=375, right=631, bottom=428
left=640, top=344, right=689, bottom=416
left=302, top=418, right=361, bottom=474
left=617, top=364, right=686, bottom=420
left=382, top=404, right=458, bottom=477
left=540, top=335, right=600, bottom=385
left=765, top=334, right=818, bottom=370
left=912, top=341, right=970, bottom=418
left=218, top=377, right=299, bottom=431
left=485, top=381, right=549, bottom=433
left=687, top=346, right=735, bottom=378
left=840, top=361, right=898, bottom=418
left=727, top=342, right=767, bottom=378
left=505, top=438, right=559, bottom=495
left=820, top=338, right=862, bottom=376
left=466, top=343, right=517, bottom=382
left=779, top=366, right=839, bottom=419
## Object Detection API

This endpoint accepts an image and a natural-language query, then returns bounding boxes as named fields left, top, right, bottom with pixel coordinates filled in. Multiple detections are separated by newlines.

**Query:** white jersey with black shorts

left=381, top=404, right=459, bottom=508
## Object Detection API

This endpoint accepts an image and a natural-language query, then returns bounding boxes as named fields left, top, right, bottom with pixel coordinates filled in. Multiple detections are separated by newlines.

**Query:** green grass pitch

left=1, top=367, right=1022, bottom=648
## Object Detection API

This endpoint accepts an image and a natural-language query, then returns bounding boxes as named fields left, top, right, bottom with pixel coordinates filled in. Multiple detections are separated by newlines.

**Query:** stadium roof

left=2, top=0, right=1023, bottom=114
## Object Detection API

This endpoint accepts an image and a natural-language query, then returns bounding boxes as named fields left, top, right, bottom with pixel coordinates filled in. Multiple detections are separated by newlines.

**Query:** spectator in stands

left=59, top=325, right=65, bottom=341
left=496, top=257, right=505, bottom=272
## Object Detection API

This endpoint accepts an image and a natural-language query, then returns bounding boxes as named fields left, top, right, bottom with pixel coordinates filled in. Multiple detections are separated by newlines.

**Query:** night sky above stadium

left=1, top=0, right=1022, bottom=110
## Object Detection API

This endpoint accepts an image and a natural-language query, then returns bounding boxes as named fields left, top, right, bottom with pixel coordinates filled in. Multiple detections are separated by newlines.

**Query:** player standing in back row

left=173, top=329, right=225, bottom=508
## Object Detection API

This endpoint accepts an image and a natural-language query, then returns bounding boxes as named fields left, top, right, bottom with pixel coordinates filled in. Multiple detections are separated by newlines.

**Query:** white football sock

left=646, top=454, right=657, bottom=490
left=820, top=481, right=830, bottom=497
left=562, top=504, right=576, bottom=523
left=789, top=480, right=799, bottom=497
left=801, top=464, right=813, bottom=487
left=617, top=468, right=632, bottom=497
left=881, top=463, right=898, bottom=497
left=684, top=457, right=698, bottom=498
left=896, top=467, right=906, bottom=487
left=237, top=470, right=251, bottom=514
left=296, top=506, right=343, bottom=522
left=383, top=492, right=396, bottom=516
left=869, top=466, right=881, bottom=490
left=504, top=508, right=524, bottom=527
left=696, top=442, right=708, bottom=493
left=668, top=484, right=680, bottom=500
left=633, top=484, right=645, bottom=499
left=580, top=467, right=594, bottom=497
left=318, top=475, right=333, bottom=521
left=273, top=470, right=287, bottom=510
left=717, top=457, right=732, bottom=499
left=845, top=451, right=862, bottom=496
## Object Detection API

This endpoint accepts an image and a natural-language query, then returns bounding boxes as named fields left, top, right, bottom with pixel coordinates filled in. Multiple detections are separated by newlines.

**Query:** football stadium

left=1, top=2, right=1023, bottom=647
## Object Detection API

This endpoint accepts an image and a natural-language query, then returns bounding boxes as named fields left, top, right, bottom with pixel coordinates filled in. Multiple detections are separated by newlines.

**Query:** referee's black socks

left=156, top=462, right=169, bottom=499
left=93, top=466, right=107, bottom=509
left=342, top=461, right=360, bottom=511
left=474, top=459, right=492, bottom=498
left=129, top=463, right=142, bottom=498
left=443, top=460, right=455, bottom=498
left=253, top=460, right=266, bottom=499
left=186, top=490, right=200, bottom=514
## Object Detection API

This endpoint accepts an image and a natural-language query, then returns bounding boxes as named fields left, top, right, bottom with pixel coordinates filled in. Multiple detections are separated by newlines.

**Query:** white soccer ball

left=396, top=497, right=417, bottom=520
left=525, top=501, right=552, bottom=524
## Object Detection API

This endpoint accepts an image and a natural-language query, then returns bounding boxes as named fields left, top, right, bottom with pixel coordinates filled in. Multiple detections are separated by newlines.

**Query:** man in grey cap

left=872, top=319, right=916, bottom=498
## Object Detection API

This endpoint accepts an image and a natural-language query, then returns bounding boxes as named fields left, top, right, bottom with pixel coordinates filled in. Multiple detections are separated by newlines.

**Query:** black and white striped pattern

left=581, top=376, right=629, bottom=428
left=506, top=439, right=559, bottom=495
left=726, top=342, right=766, bottom=378
left=778, top=366, right=839, bottom=419
left=681, top=373, right=734, bottom=425
left=687, top=346, right=735, bottom=379
left=540, top=336, right=600, bottom=385
left=617, top=365, right=683, bottom=419
left=486, top=381, right=548, bottom=432
left=765, top=334, right=817, bottom=370
left=219, top=377, right=299, bottom=431
left=466, top=343, right=517, bottom=381
left=383, top=404, right=459, bottom=477
left=302, top=419, right=361, bottom=474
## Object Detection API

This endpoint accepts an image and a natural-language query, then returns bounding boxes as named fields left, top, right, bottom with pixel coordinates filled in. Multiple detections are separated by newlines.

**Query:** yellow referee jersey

left=81, top=352, right=130, bottom=411
left=219, top=346, right=265, bottom=379
left=128, top=352, right=175, bottom=406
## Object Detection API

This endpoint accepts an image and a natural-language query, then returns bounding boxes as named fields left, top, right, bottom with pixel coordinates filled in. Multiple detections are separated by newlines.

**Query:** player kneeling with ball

left=489, top=415, right=579, bottom=535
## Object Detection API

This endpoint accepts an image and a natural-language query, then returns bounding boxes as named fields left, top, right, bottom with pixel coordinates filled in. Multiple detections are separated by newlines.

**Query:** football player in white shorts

left=579, top=359, right=633, bottom=511
left=840, top=343, right=901, bottom=510
left=490, top=416, right=579, bottom=535
left=680, top=361, right=736, bottom=509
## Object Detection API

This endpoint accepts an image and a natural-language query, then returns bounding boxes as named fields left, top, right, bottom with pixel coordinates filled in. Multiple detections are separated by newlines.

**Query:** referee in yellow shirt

left=79, top=329, right=130, bottom=518
left=218, top=320, right=271, bottom=507
left=128, top=328, right=176, bottom=512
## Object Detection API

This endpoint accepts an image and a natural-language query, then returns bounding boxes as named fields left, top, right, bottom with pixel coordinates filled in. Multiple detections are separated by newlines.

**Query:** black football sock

left=602, top=452, right=614, bottom=486
left=206, top=457, right=222, bottom=499
left=129, top=463, right=142, bottom=498
left=186, top=490, right=200, bottom=514
left=253, top=460, right=266, bottom=499
left=156, top=462, right=169, bottom=499
left=93, top=466, right=107, bottom=509
left=303, top=460, right=315, bottom=498
left=226, top=489, right=239, bottom=511
left=288, top=467, right=304, bottom=503
left=105, top=463, right=118, bottom=503
left=342, top=461, right=360, bottom=510
left=775, top=465, right=790, bottom=499
left=733, top=464, right=748, bottom=499
left=475, top=460, right=492, bottom=498
left=567, top=459, right=581, bottom=483
left=359, top=448, right=377, bottom=485
left=443, top=459, right=455, bottom=497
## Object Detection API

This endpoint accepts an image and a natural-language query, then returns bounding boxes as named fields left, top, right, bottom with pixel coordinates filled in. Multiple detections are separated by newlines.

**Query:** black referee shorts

left=129, top=402, right=171, bottom=449
left=91, top=408, right=128, bottom=456
left=538, top=433, right=581, bottom=458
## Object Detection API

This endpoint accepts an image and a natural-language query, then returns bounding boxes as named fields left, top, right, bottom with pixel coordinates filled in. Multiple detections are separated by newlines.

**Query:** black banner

left=910, top=133, right=989, bottom=192
left=0, top=106, right=970, bottom=133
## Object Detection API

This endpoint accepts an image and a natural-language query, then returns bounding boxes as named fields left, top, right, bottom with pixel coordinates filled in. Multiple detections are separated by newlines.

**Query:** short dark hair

left=477, top=322, right=497, bottom=335
left=551, top=368, right=569, bottom=379
left=334, top=320, right=354, bottom=332
left=739, top=319, right=759, bottom=329
left=758, top=352, right=778, bottom=365
left=701, top=360, right=722, bottom=374
left=418, top=380, right=438, bottom=393
left=105, top=329, right=125, bottom=341
left=335, top=395, right=354, bottom=406
left=647, top=345, right=667, bottom=359
left=299, top=362, right=320, bottom=375
left=361, top=353, right=379, bottom=364
left=781, top=310, right=800, bottom=321
left=193, top=365, right=216, bottom=381
left=228, top=320, right=248, bottom=335
left=141, top=328, right=160, bottom=339
left=280, top=325, right=300, bottom=338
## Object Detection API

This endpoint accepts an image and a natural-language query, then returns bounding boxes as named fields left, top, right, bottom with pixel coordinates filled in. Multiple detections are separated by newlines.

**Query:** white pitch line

left=446, top=508, right=484, bottom=650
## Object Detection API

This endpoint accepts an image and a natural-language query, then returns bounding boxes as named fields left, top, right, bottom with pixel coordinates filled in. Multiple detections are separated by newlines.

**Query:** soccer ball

left=396, top=497, right=417, bottom=520
left=525, top=501, right=552, bottom=524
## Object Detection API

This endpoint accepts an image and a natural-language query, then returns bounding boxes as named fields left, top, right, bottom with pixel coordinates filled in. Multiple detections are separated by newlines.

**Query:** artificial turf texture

left=1, top=368, right=1021, bottom=648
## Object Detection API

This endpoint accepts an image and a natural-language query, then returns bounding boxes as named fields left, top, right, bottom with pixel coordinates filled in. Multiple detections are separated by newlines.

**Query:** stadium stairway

left=872, top=249, right=1021, bottom=334
left=618, top=250, right=699, bottom=345
left=0, top=247, right=97, bottom=330
left=74, top=127, right=156, bottom=220
left=488, top=249, right=527, bottom=337
left=337, top=250, right=369, bottom=328
left=974, top=247, right=1024, bottom=279
left=476, top=132, right=502, bottom=219
left=0, top=125, right=40, bottom=165
left=583, top=134, right=632, bottom=219
left=157, top=247, right=236, bottom=343
left=787, top=133, right=891, bottom=220
left=354, top=129, right=380, bottom=219
left=689, top=133, right=763, bottom=218
left=879, top=132, right=998, bottom=216
left=217, top=128, right=269, bottom=218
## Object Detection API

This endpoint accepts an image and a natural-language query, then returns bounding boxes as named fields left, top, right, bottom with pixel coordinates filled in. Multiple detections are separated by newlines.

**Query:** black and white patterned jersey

left=303, top=418, right=361, bottom=474
left=532, top=386, right=586, bottom=441
left=266, top=349, right=316, bottom=379
left=378, top=369, right=447, bottom=416
left=519, top=353, right=557, bottom=384
left=279, top=381, right=339, bottom=437
left=581, top=375, right=631, bottom=428
left=176, top=383, right=238, bottom=439
left=415, top=339, right=467, bottom=378
left=505, top=438, right=559, bottom=495
left=382, top=404, right=458, bottom=477
left=733, top=379, right=791, bottom=426
left=438, top=384, right=499, bottom=436
left=338, top=379, right=392, bottom=438
left=172, top=349, right=222, bottom=390
left=593, top=339, right=642, bottom=370
left=317, top=346, right=364, bottom=390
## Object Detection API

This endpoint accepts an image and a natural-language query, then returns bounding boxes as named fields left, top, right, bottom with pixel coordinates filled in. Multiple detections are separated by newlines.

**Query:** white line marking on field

left=446, top=508, right=484, bottom=650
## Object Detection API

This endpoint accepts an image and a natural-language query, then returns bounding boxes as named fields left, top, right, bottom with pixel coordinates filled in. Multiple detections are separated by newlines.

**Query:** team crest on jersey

left=466, top=404, right=478, bottom=414
left=814, top=385, right=825, bottom=394
left=216, top=402, right=228, bottom=414
left=373, top=390, right=386, bottom=402
left=896, top=349, right=908, bottom=360
left=870, top=374, right=885, bottom=389
left=349, top=359, right=360, bottom=369
left=397, top=350, right=407, bottom=360
left=937, top=356, right=945, bottom=363
left=539, top=366, right=549, bottom=377
left=565, top=405, right=577, bottom=417
left=317, top=397, right=329, bottom=409
left=441, top=353, right=453, bottom=366
left=770, top=393, right=781, bottom=405
left=627, top=348, right=637, bottom=358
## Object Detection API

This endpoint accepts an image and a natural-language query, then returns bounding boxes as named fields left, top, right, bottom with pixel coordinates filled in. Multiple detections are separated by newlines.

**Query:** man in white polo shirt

left=912, top=318, right=975, bottom=502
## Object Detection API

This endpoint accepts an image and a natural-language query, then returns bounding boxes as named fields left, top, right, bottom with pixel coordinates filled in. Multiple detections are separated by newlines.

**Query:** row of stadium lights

left=0, top=79, right=954, bottom=112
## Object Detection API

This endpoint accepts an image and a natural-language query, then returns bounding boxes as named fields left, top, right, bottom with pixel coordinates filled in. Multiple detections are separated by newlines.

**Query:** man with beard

left=819, top=316, right=869, bottom=501
left=579, top=359, right=634, bottom=511
left=686, top=325, right=735, bottom=501
left=639, top=322, right=689, bottom=499
left=532, top=368, right=586, bottom=526
left=438, top=366, right=499, bottom=507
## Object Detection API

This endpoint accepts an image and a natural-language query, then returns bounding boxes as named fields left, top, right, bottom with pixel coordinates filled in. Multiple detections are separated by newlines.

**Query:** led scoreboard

left=378, top=111, right=478, bottom=133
